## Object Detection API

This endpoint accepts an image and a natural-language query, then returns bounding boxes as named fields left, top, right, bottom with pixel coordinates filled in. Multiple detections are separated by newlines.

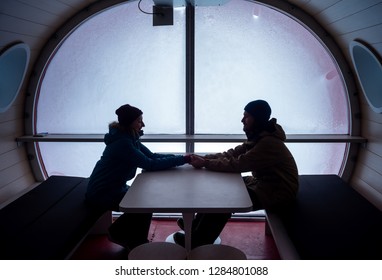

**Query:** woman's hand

left=190, top=155, right=206, bottom=169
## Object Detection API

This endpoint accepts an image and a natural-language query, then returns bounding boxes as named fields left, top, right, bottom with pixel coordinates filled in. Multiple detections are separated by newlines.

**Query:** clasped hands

left=185, top=154, right=206, bottom=169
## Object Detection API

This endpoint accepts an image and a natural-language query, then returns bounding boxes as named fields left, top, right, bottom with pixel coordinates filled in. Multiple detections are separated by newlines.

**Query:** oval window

left=350, top=41, right=382, bottom=114
left=0, top=43, right=30, bottom=113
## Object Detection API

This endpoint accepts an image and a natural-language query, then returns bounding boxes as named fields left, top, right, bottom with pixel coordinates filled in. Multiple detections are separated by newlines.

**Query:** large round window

left=30, top=0, right=351, bottom=178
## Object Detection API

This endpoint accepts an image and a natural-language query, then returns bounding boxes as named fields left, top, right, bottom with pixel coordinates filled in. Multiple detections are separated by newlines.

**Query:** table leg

left=182, top=212, right=194, bottom=252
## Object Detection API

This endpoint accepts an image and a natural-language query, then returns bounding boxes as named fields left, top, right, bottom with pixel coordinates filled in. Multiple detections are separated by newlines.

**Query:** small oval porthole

left=350, top=41, right=382, bottom=114
left=0, top=43, right=30, bottom=113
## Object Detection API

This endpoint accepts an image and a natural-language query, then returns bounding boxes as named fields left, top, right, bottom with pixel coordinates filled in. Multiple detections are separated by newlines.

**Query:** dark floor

left=70, top=218, right=281, bottom=260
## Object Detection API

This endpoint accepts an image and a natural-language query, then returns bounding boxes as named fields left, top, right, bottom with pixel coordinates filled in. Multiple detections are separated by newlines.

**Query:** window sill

left=16, top=134, right=367, bottom=143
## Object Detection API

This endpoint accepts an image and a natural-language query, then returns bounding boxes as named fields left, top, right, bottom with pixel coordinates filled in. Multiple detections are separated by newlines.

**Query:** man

left=174, top=100, right=299, bottom=248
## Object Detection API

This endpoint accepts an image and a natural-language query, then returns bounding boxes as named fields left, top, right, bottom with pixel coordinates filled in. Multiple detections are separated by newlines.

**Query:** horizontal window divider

left=16, top=134, right=367, bottom=143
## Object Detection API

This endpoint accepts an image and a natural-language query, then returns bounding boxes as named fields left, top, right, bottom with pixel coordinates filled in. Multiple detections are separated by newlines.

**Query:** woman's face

left=130, top=115, right=145, bottom=133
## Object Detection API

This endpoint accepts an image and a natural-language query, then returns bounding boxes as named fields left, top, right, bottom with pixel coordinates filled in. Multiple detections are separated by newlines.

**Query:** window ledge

left=16, top=134, right=367, bottom=143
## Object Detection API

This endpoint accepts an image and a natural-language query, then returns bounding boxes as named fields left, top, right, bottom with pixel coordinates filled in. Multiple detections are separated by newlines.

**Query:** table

left=119, top=165, right=253, bottom=252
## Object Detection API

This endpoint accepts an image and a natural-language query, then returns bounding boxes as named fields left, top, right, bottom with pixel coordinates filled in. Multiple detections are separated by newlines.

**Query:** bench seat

left=266, top=175, right=382, bottom=260
left=0, top=176, right=106, bottom=260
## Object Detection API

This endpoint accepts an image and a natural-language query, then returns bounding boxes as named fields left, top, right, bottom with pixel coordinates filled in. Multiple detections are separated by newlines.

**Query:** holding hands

left=184, top=154, right=206, bottom=168
left=189, top=154, right=206, bottom=169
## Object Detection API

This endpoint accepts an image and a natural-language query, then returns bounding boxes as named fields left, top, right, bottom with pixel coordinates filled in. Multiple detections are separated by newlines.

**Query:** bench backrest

left=282, top=175, right=382, bottom=259
left=0, top=176, right=103, bottom=259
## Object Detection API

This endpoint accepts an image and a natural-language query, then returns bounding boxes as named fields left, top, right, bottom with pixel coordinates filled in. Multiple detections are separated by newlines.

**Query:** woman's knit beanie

left=115, top=104, right=143, bottom=127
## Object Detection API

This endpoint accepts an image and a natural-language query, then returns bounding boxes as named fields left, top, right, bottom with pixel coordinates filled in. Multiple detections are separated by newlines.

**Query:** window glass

left=195, top=143, right=240, bottom=154
left=286, top=143, right=347, bottom=174
left=194, top=0, right=349, bottom=134
left=37, top=2, right=186, bottom=134
left=195, top=142, right=347, bottom=174
left=36, top=2, right=186, bottom=177
left=40, top=142, right=185, bottom=177
left=38, top=142, right=105, bottom=177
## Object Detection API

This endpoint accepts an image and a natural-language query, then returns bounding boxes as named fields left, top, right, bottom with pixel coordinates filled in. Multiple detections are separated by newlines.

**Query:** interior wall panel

left=315, top=0, right=382, bottom=25
left=358, top=149, right=382, bottom=177
left=352, top=167, right=382, bottom=210
left=0, top=173, right=37, bottom=208
left=352, top=150, right=382, bottom=207
left=292, top=0, right=340, bottom=14
left=325, top=3, right=382, bottom=35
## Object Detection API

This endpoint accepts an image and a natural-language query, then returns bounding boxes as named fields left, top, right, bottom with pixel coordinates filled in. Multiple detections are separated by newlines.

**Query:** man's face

left=241, top=111, right=255, bottom=133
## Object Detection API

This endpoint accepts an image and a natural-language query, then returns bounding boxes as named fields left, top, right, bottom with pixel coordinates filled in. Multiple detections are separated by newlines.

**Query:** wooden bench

left=265, top=175, right=382, bottom=260
left=0, top=176, right=110, bottom=260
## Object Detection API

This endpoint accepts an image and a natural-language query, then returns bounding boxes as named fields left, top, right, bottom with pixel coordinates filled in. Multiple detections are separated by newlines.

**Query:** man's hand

left=190, top=155, right=206, bottom=169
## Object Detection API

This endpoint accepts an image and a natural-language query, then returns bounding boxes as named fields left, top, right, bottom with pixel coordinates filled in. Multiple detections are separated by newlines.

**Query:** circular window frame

left=24, top=0, right=360, bottom=181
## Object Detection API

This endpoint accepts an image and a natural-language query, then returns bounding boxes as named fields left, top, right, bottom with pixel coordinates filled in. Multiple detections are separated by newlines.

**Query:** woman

left=85, top=104, right=190, bottom=250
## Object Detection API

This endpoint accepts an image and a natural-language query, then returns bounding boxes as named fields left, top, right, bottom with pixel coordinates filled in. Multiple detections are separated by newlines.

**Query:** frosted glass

left=40, top=142, right=185, bottom=177
left=194, top=0, right=349, bottom=134
left=195, top=143, right=239, bottom=154
left=37, top=2, right=186, bottom=134
left=38, top=142, right=106, bottom=177
left=195, top=142, right=346, bottom=175
left=286, top=143, right=347, bottom=174
left=143, top=143, right=185, bottom=153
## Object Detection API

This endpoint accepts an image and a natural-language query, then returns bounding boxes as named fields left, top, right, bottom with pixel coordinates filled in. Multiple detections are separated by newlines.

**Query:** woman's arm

left=129, top=141, right=188, bottom=171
